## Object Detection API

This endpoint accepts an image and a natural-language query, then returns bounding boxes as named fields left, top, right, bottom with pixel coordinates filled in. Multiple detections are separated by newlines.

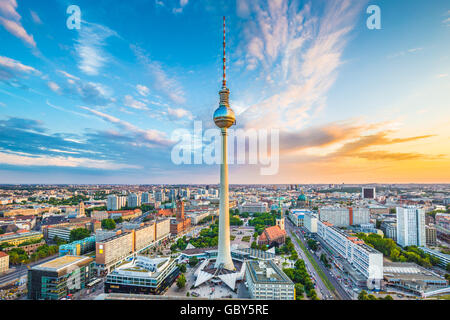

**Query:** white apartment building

left=106, top=194, right=126, bottom=211
left=319, top=207, right=370, bottom=227
left=317, top=220, right=383, bottom=288
left=396, top=206, right=426, bottom=247
left=127, top=193, right=141, bottom=208
left=304, top=211, right=318, bottom=233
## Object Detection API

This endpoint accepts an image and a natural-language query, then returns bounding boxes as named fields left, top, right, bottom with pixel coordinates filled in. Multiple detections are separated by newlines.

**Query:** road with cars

left=285, top=220, right=335, bottom=300
left=285, top=219, right=353, bottom=300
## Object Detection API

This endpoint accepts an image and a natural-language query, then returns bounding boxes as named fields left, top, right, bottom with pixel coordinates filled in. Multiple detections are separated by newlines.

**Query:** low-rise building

left=258, top=225, right=286, bottom=247
left=383, top=262, right=448, bottom=296
left=0, top=230, right=43, bottom=246
left=239, top=202, right=268, bottom=214
left=0, top=251, right=9, bottom=274
left=105, top=256, right=179, bottom=295
left=27, top=255, right=94, bottom=300
left=245, top=260, right=295, bottom=300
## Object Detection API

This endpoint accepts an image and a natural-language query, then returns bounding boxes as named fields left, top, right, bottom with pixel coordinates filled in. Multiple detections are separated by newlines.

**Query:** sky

left=0, top=0, right=449, bottom=184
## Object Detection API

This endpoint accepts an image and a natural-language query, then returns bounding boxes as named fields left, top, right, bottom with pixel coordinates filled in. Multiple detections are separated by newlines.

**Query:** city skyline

left=0, top=0, right=450, bottom=184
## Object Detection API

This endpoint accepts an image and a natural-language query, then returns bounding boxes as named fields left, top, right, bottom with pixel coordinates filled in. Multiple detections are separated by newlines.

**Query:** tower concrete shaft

left=214, top=128, right=235, bottom=270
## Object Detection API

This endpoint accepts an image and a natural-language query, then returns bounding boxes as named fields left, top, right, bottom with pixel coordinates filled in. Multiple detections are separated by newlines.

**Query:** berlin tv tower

left=213, top=16, right=235, bottom=271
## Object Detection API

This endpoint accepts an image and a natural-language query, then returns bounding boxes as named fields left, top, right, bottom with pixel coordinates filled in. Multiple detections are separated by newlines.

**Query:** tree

left=189, top=256, right=199, bottom=267
left=251, top=241, right=258, bottom=249
left=69, top=228, right=91, bottom=242
left=179, top=264, right=187, bottom=273
left=101, top=219, right=116, bottom=230
left=383, top=295, right=393, bottom=300
left=294, top=283, right=304, bottom=300
left=358, top=290, right=368, bottom=300
left=177, top=274, right=186, bottom=289
left=446, top=263, right=450, bottom=272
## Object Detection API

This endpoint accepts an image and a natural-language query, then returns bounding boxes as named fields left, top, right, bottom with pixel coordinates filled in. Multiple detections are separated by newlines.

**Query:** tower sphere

left=213, top=104, right=235, bottom=128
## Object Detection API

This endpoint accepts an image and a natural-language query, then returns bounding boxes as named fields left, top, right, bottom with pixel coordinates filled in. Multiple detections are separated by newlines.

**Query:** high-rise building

left=141, top=192, right=151, bottom=204
left=107, top=195, right=119, bottom=211
left=425, top=225, right=437, bottom=247
left=396, top=206, right=426, bottom=247
left=362, top=187, right=376, bottom=199
left=127, top=193, right=141, bottom=208
left=155, top=191, right=165, bottom=203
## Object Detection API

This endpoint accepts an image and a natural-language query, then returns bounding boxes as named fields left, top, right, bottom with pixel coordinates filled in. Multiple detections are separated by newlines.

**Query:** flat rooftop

left=32, top=255, right=93, bottom=273
left=246, top=260, right=293, bottom=285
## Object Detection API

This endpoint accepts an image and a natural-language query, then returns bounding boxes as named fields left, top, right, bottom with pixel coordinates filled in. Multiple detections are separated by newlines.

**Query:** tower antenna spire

left=222, top=16, right=226, bottom=88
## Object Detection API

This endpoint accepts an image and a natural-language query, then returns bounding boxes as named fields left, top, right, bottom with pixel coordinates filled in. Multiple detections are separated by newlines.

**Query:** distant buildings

left=0, top=230, right=43, bottom=246
left=239, top=202, right=268, bottom=214
left=396, top=206, right=426, bottom=247
left=245, top=260, right=295, bottom=300
left=362, top=187, right=376, bottom=199
left=0, top=251, right=9, bottom=274
left=304, top=211, right=318, bottom=233
left=380, top=220, right=397, bottom=241
left=127, top=193, right=141, bottom=208
left=289, top=209, right=312, bottom=227
left=104, top=256, right=179, bottom=295
left=169, top=200, right=191, bottom=236
left=425, top=225, right=437, bottom=247
left=27, top=255, right=94, bottom=300
left=106, top=194, right=126, bottom=211
left=319, top=207, right=370, bottom=227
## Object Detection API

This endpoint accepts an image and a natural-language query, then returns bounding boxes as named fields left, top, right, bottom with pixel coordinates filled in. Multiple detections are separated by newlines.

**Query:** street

left=285, top=219, right=352, bottom=300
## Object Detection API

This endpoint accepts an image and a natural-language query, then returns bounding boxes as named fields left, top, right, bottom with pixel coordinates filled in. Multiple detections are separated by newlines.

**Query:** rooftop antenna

left=222, top=16, right=226, bottom=88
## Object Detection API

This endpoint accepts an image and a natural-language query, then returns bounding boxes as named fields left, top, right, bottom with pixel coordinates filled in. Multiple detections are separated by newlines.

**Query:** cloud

left=30, top=10, right=42, bottom=24
left=167, top=107, right=193, bottom=120
left=136, top=84, right=150, bottom=96
left=0, top=0, right=36, bottom=47
left=75, top=23, right=118, bottom=75
left=0, top=151, right=140, bottom=170
left=58, top=70, right=80, bottom=81
left=49, top=75, right=115, bottom=106
left=131, top=44, right=186, bottom=104
left=81, top=106, right=173, bottom=147
left=238, top=0, right=367, bottom=131
left=124, top=95, right=148, bottom=110
left=0, top=55, right=40, bottom=76
left=327, top=131, right=437, bottom=161
left=47, top=82, right=60, bottom=93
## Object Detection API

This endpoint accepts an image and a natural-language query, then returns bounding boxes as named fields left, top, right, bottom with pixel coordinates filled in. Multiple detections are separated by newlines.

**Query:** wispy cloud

left=131, top=44, right=186, bottom=104
left=0, top=0, right=36, bottom=47
left=124, top=94, right=148, bottom=110
left=238, top=0, right=367, bottom=131
left=30, top=10, right=42, bottom=24
left=136, top=84, right=150, bottom=97
left=81, top=106, right=173, bottom=147
left=75, top=22, right=118, bottom=75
